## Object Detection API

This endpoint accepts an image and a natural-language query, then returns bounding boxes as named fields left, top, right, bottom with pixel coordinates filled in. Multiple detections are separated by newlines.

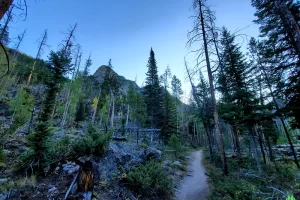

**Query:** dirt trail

left=175, top=150, right=209, bottom=200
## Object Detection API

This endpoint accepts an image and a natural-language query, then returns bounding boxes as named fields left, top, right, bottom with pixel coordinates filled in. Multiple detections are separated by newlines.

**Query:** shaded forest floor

left=203, top=150, right=300, bottom=200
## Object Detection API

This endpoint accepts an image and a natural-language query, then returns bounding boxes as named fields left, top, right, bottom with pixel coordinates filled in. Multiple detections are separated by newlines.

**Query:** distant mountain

left=92, top=65, right=141, bottom=93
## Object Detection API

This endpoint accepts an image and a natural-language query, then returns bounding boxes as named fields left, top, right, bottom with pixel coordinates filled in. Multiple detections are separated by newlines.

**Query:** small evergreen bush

left=72, top=125, right=112, bottom=157
left=168, top=134, right=183, bottom=158
left=127, top=161, right=173, bottom=197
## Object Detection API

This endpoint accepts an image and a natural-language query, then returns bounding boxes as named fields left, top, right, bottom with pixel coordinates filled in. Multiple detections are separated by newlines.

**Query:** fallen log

left=64, top=172, right=79, bottom=200
left=111, top=136, right=127, bottom=141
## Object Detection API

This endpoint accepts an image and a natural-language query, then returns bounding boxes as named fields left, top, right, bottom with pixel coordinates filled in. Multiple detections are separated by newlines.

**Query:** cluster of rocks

left=273, top=144, right=300, bottom=159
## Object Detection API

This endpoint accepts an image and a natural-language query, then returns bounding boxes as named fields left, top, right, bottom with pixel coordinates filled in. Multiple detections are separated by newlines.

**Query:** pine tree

left=171, top=75, right=183, bottom=131
left=24, top=25, right=75, bottom=169
left=127, top=82, right=147, bottom=126
left=219, top=28, right=262, bottom=173
left=161, top=90, right=177, bottom=141
left=171, top=75, right=183, bottom=101
left=252, top=0, right=300, bottom=128
left=143, top=48, right=163, bottom=128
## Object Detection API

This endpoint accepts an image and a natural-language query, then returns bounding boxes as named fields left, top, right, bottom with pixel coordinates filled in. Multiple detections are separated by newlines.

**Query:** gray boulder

left=143, top=147, right=162, bottom=161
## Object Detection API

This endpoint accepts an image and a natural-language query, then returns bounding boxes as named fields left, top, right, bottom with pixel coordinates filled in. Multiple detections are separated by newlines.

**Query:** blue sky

left=7, top=0, right=259, bottom=97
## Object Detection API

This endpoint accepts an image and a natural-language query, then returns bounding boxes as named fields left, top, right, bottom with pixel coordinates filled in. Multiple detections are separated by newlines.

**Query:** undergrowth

left=126, top=161, right=173, bottom=199
left=203, top=150, right=300, bottom=200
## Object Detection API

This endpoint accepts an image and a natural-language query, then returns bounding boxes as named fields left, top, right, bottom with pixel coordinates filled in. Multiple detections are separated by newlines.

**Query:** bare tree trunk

left=0, top=0, right=13, bottom=21
left=91, top=90, right=101, bottom=123
left=198, top=0, right=228, bottom=175
left=204, top=122, right=214, bottom=162
left=232, top=126, right=241, bottom=157
left=126, top=104, right=129, bottom=127
left=257, top=127, right=267, bottom=164
left=249, top=126, right=263, bottom=174
left=266, top=135, right=274, bottom=162
left=110, top=90, right=115, bottom=129
left=61, top=46, right=81, bottom=128
left=27, top=30, right=48, bottom=87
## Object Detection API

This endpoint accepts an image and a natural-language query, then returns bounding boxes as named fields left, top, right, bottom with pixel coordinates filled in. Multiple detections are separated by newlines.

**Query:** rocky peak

left=92, top=65, right=141, bottom=93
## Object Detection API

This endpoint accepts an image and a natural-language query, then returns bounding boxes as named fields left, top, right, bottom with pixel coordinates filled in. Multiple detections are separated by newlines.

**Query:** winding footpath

left=175, top=151, right=209, bottom=200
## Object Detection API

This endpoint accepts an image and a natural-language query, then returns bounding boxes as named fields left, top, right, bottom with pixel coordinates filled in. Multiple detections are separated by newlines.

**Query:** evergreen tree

left=218, top=28, right=262, bottom=173
left=0, top=24, right=9, bottom=45
left=108, top=58, right=113, bottom=68
left=171, top=75, right=183, bottom=101
left=83, top=54, right=92, bottom=76
left=143, top=48, right=163, bottom=128
left=252, top=0, right=300, bottom=128
left=161, top=90, right=177, bottom=141
left=127, top=82, right=147, bottom=126
left=24, top=29, right=74, bottom=169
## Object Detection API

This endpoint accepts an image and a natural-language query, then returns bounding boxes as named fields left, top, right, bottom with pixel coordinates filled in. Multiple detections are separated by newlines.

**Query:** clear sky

left=7, top=0, right=260, bottom=96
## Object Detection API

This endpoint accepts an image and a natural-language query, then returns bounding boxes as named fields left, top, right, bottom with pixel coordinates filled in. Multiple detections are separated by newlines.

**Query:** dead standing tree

left=187, top=0, right=228, bottom=175
left=26, top=29, right=48, bottom=87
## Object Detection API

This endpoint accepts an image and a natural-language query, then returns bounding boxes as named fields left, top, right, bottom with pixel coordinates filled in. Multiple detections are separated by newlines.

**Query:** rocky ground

left=0, top=132, right=189, bottom=200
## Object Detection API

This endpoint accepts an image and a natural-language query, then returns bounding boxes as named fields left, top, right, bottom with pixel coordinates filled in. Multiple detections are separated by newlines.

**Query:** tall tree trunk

left=110, top=90, right=115, bottom=129
left=91, top=90, right=101, bottom=123
left=249, top=125, right=263, bottom=174
left=257, top=127, right=267, bottom=165
left=275, top=0, right=300, bottom=59
left=232, top=125, right=241, bottom=157
left=198, top=0, right=228, bottom=175
left=27, top=30, right=48, bottom=87
left=126, top=104, right=129, bottom=127
left=0, top=0, right=13, bottom=21
left=204, top=122, right=214, bottom=162
left=266, top=135, right=274, bottom=162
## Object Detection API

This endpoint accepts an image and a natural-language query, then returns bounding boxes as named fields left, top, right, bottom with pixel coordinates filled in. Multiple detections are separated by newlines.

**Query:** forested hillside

left=0, top=0, right=299, bottom=200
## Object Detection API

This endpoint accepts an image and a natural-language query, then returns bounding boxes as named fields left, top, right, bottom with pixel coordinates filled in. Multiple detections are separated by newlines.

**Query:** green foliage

left=204, top=150, right=299, bottom=200
left=286, top=195, right=296, bottom=200
left=161, top=91, right=177, bottom=141
left=143, top=48, right=164, bottom=128
left=252, top=0, right=300, bottom=128
left=168, top=134, right=183, bottom=158
left=72, top=125, right=112, bottom=157
left=127, top=82, right=147, bottom=125
left=9, top=88, right=34, bottom=133
left=0, top=146, right=6, bottom=167
left=171, top=75, right=183, bottom=100
left=139, top=142, right=148, bottom=148
left=127, top=161, right=173, bottom=197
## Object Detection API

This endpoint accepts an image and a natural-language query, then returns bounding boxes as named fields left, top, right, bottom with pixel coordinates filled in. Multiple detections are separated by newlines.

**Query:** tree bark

left=110, top=90, right=115, bottom=129
left=126, top=104, right=129, bottom=127
left=198, top=0, right=228, bottom=175
left=204, top=122, right=214, bottom=162
left=249, top=126, right=263, bottom=174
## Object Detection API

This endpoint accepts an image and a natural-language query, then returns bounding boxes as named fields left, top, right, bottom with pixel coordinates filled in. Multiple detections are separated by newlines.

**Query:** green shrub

left=0, top=146, right=6, bottom=167
left=127, top=161, right=173, bottom=197
left=140, top=142, right=148, bottom=148
left=168, top=134, right=183, bottom=158
left=72, top=125, right=112, bottom=157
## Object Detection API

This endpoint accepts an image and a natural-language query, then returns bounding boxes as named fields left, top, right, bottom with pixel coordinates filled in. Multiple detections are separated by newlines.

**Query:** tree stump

left=77, top=157, right=94, bottom=200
